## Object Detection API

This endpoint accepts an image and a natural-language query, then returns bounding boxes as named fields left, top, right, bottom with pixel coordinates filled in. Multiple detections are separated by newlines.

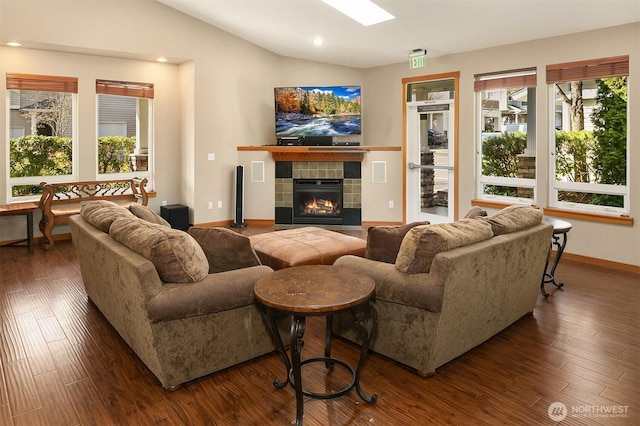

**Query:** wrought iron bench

left=38, top=177, right=148, bottom=249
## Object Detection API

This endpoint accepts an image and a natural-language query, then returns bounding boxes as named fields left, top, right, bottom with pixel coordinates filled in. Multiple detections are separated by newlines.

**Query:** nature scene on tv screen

left=275, top=86, right=361, bottom=136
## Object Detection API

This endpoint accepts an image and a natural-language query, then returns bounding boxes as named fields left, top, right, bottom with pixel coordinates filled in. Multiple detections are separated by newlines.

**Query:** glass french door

left=405, top=77, right=457, bottom=224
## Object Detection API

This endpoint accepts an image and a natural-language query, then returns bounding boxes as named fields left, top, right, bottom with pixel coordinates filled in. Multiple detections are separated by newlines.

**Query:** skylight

left=321, top=0, right=395, bottom=26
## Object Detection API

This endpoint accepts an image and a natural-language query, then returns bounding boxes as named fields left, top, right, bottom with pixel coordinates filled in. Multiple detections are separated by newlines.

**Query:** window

left=96, top=79, right=153, bottom=177
left=475, top=68, right=537, bottom=203
left=547, top=56, right=629, bottom=215
left=6, top=73, right=77, bottom=199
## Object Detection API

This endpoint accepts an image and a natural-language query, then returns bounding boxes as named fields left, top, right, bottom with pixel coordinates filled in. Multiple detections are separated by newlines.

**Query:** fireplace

left=293, top=179, right=343, bottom=225
left=275, top=161, right=361, bottom=226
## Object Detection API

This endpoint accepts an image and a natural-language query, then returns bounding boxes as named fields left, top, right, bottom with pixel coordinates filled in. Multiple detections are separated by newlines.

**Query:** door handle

left=408, top=162, right=453, bottom=171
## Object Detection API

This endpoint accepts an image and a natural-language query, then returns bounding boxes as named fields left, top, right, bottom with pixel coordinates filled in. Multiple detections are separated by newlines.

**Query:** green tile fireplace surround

left=275, top=161, right=362, bottom=225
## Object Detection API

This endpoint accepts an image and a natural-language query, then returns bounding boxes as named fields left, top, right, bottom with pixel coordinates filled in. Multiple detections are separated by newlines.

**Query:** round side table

left=541, top=217, right=572, bottom=297
left=254, top=264, right=377, bottom=425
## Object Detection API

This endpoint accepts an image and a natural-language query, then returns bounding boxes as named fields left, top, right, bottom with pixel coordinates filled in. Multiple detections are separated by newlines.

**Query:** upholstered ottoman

left=249, top=227, right=366, bottom=270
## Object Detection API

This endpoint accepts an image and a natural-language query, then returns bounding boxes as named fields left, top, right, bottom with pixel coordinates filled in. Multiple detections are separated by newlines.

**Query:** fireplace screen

left=293, top=179, right=343, bottom=225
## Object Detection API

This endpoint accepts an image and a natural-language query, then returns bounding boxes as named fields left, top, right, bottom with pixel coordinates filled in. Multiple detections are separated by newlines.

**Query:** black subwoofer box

left=160, top=204, right=189, bottom=231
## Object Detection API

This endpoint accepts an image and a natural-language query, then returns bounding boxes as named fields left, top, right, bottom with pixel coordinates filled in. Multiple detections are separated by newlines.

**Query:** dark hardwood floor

left=0, top=227, right=638, bottom=425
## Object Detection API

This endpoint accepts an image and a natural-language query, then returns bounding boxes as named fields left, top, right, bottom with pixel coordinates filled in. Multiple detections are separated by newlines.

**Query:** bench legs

left=39, top=215, right=55, bottom=250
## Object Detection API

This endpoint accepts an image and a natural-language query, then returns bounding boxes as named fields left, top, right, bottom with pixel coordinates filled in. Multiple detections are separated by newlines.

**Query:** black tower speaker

left=231, top=165, right=246, bottom=228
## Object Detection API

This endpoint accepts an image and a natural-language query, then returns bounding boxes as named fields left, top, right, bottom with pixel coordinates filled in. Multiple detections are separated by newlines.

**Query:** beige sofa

left=69, top=201, right=275, bottom=389
left=333, top=205, right=553, bottom=376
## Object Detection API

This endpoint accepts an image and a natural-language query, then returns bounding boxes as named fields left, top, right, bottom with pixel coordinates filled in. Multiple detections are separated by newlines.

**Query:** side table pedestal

left=541, top=217, right=572, bottom=298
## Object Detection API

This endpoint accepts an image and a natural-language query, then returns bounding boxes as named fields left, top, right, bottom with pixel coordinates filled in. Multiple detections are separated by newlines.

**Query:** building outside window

left=547, top=56, right=629, bottom=215
left=475, top=68, right=537, bottom=203
left=6, top=74, right=77, bottom=200
left=96, top=79, right=154, bottom=178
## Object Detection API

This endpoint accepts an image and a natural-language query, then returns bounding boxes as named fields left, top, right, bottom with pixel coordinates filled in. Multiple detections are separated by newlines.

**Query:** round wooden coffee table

left=254, top=264, right=377, bottom=426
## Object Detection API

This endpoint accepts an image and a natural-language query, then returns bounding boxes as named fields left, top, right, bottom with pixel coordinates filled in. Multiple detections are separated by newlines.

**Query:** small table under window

left=541, top=217, right=572, bottom=297
left=0, top=202, right=39, bottom=253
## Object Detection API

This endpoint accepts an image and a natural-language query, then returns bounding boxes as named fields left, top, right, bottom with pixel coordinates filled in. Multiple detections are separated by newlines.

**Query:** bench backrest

left=39, top=178, right=148, bottom=212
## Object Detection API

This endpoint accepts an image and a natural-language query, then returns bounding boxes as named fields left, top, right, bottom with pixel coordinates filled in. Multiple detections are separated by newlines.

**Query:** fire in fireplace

left=293, top=179, right=343, bottom=225
left=301, top=197, right=338, bottom=216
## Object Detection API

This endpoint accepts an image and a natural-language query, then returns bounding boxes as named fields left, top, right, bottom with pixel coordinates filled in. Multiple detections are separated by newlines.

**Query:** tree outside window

left=7, top=74, right=77, bottom=198
left=548, top=56, right=628, bottom=213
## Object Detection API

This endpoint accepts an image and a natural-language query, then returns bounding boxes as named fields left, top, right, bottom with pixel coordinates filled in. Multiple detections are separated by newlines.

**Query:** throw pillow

left=188, top=227, right=261, bottom=273
left=463, top=206, right=488, bottom=219
left=395, top=219, right=494, bottom=274
left=80, top=200, right=133, bottom=233
left=483, top=204, right=543, bottom=236
left=365, top=221, right=429, bottom=264
left=110, top=217, right=209, bottom=283
left=129, top=203, right=171, bottom=227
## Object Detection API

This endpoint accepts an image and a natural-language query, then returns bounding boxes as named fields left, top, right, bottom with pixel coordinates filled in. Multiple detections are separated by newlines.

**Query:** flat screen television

left=274, top=86, right=361, bottom=137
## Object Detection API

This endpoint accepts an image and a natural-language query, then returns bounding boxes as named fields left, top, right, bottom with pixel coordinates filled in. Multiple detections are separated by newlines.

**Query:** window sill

left=471, top=200, right=633, bottom=226
left=471, top=199, right=517, bottom=211
left=542, top=207, right=632, bottom=226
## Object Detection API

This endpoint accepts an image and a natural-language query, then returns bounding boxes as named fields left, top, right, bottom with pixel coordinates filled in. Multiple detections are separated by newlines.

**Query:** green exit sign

left=410, top=55, right=425, bottom=69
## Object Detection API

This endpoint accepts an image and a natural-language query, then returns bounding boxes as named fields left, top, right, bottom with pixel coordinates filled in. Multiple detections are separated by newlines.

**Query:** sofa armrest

left=334, top=255, right=443, bottom=312
left=146, top=265, right=274, bottom=322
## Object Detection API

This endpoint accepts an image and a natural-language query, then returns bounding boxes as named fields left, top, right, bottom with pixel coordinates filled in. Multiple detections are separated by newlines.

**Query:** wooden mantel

left=237, top=145, right=399, bottom=162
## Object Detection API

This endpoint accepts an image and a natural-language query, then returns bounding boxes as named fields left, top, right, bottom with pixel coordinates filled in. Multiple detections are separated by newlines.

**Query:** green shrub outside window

left=10, top=135, right=135, bottom=197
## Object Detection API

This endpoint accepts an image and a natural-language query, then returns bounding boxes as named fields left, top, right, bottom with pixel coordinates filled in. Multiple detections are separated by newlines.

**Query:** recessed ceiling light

left=321, top=0, right=395, bottom=26
left=6, top=41, right=22, bottom=47
left=156, top=57, right=168, bottom=63
left=312, top=38, right=325, bottom=47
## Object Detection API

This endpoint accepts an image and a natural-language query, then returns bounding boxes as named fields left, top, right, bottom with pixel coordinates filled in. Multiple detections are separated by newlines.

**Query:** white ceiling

left=156, top=0, right=640, bottom=69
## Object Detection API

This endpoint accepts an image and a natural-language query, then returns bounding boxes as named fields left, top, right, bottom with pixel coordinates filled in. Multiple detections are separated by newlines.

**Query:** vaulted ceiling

left=157, top=0, right=640, bottom=69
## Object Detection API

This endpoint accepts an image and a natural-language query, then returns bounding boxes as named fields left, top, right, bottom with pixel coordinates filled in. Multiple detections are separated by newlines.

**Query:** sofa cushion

left=80, top=200, right=133, bottom=233
left=483, top=204, right=543, bottom=236
left=188, top=227, right=261, bottom=273
left=129, top=203, right=171, bottom=227
left=463, top=206, right=488, bottom=219
left=365, top=221, right=429, bottom=264
left=110, top=217, right=209, bottom=283
left=395, top=219, right=494, bottom=274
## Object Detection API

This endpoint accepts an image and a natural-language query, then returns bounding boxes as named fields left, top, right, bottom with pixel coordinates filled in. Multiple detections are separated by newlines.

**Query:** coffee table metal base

left=263, top=304, right=377, bottom=426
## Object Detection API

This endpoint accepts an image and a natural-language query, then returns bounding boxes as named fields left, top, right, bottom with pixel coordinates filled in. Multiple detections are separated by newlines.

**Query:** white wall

left=0, top=47, right=181, bottom=241
left=0, top=1, right=637, bottom=267
left=0, top=0, right=363, bottom=228
left=237, top=151, right=275, bottom=222
left=363, top=24, right=639, bottom=267
left=238, top=148, right=403, bottom=223
left=178, top=61, right=196, bottom=221
left=361, top=149, right=404, bottom=222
